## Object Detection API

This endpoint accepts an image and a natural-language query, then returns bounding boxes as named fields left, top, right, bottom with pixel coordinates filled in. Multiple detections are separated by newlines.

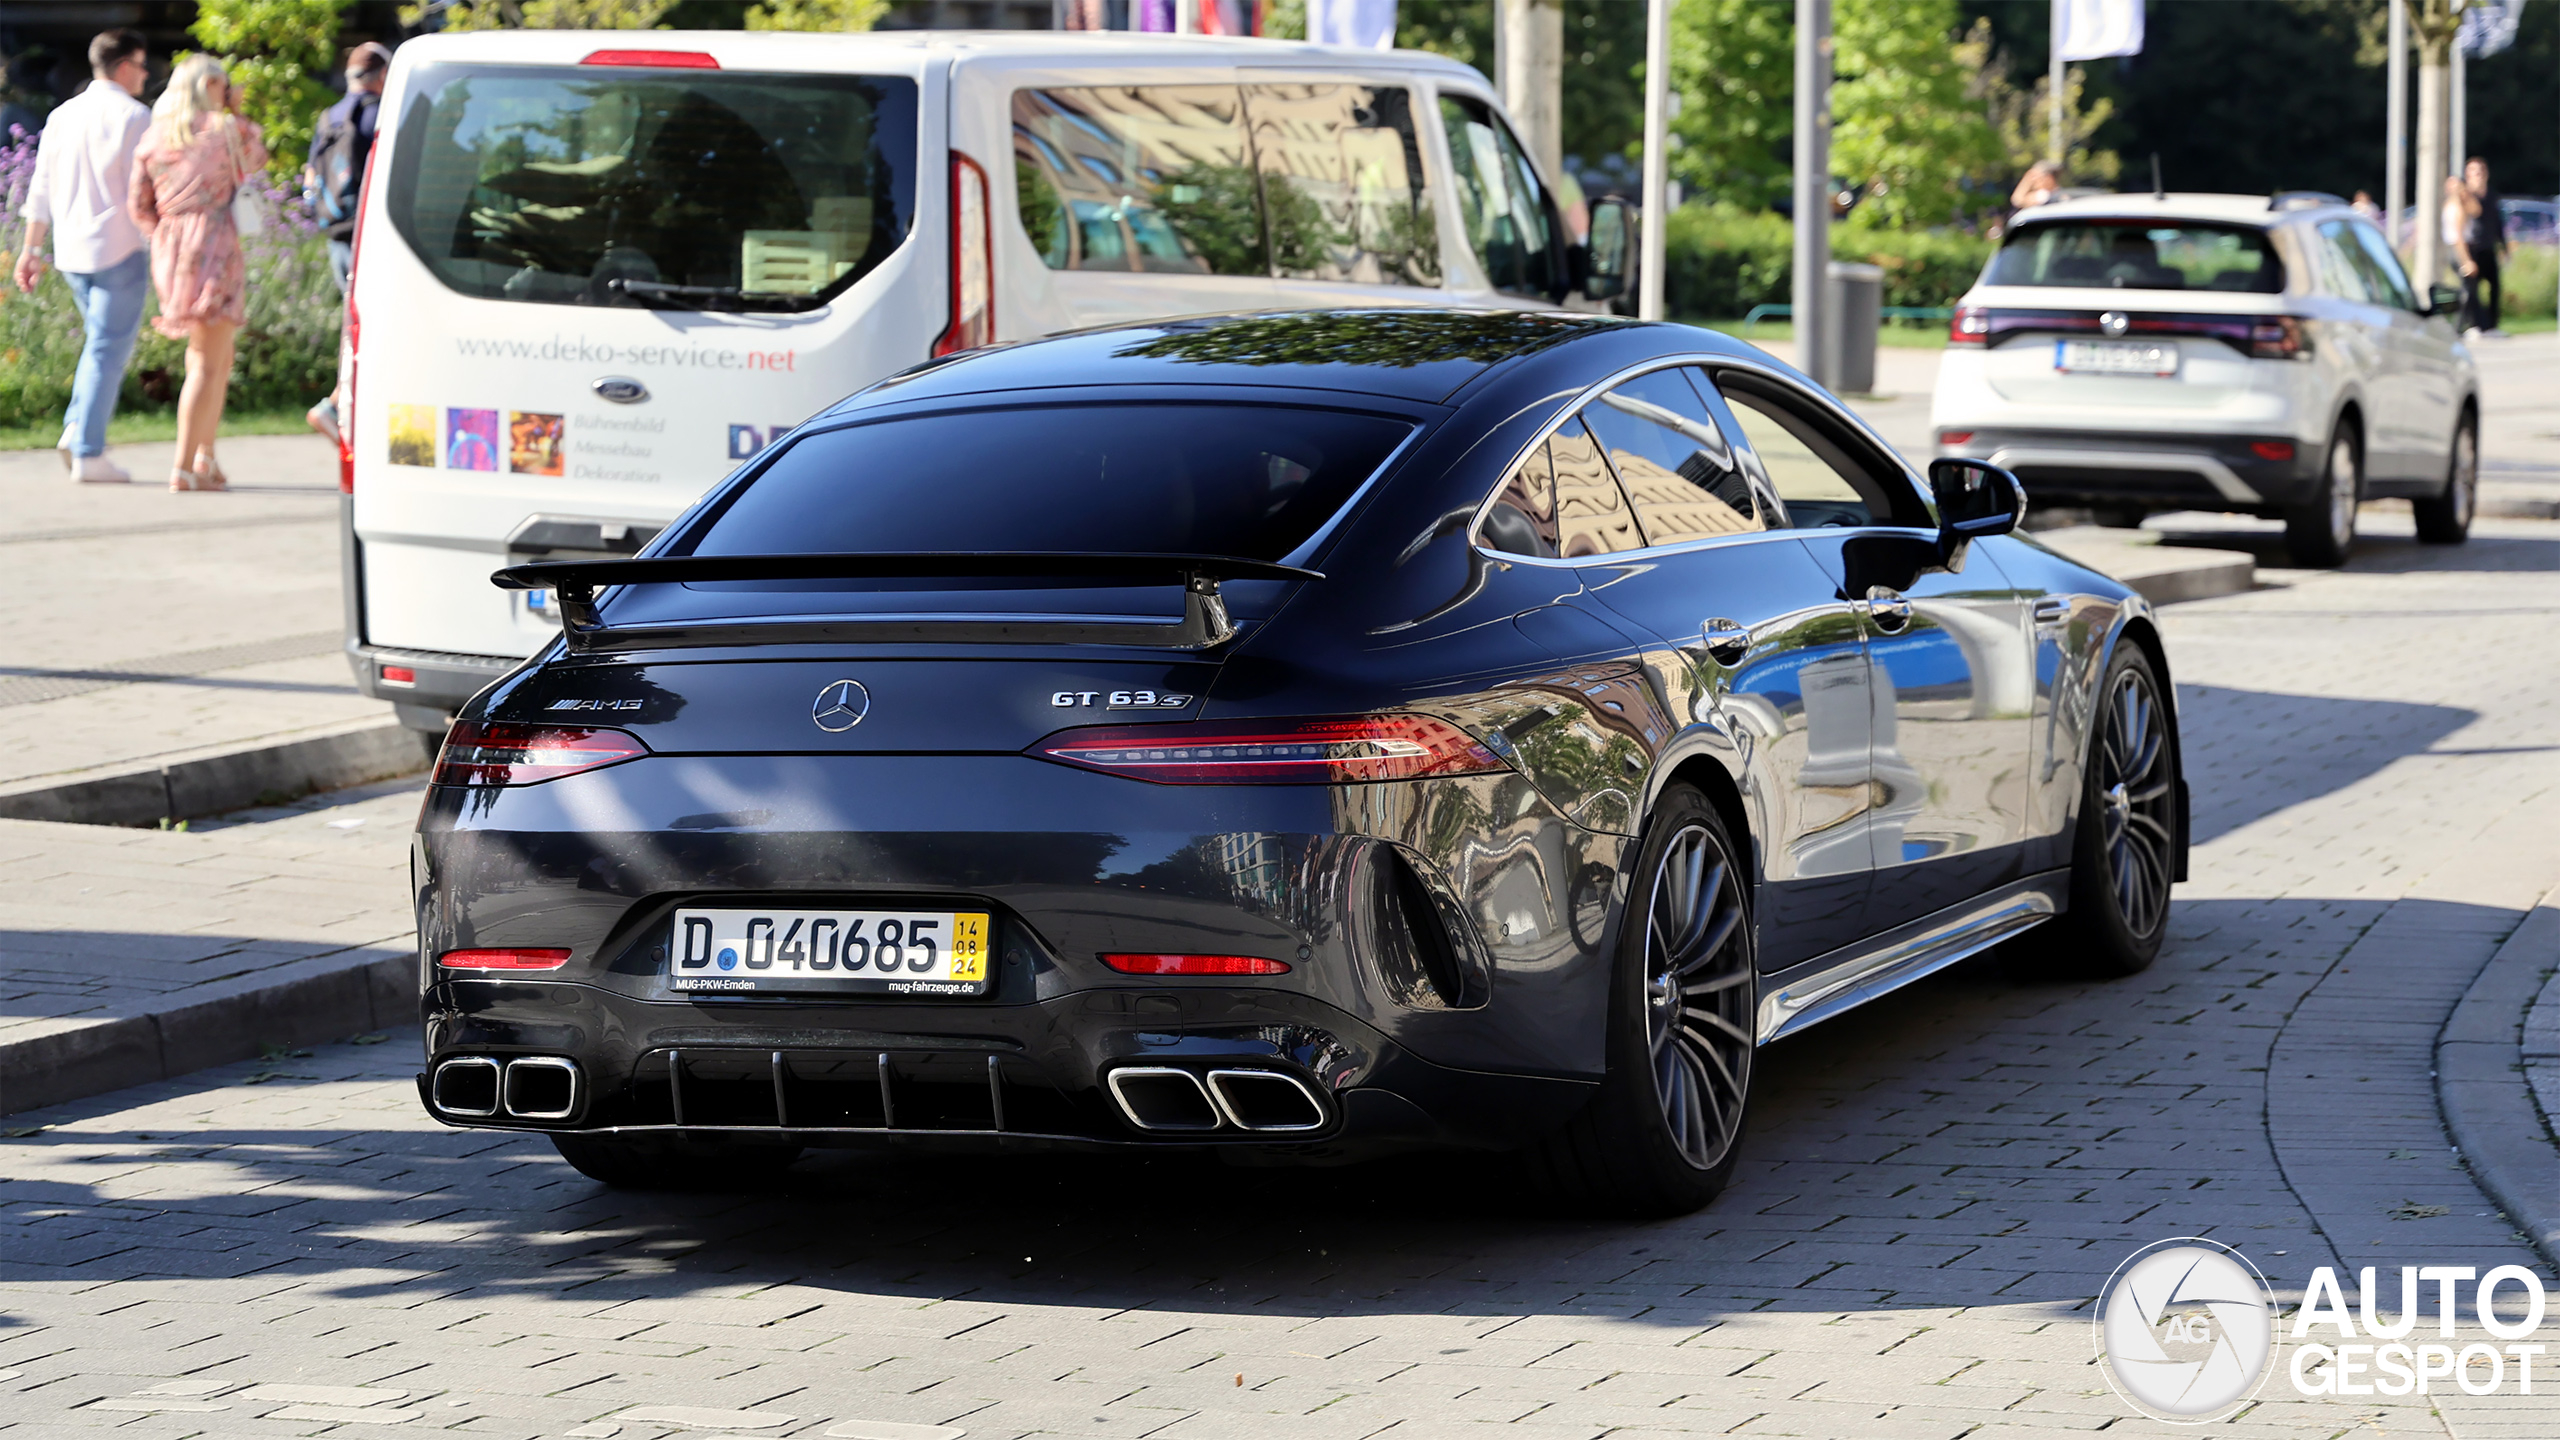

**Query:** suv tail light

left=431, top=722, right=649, bottom=787
left=932, top=153, right=993, bottom=357
left=1949, top=304, right=1990, bottom=345
left=2249, top=316, right=2310, bottom=359
left=1032, top=715, right=1506, bottom=785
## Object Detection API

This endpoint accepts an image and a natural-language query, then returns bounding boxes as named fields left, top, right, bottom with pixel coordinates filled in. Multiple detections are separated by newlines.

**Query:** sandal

left=190, top=450, right=229, bottom=491
left=169, top=467, right=207, bottom=492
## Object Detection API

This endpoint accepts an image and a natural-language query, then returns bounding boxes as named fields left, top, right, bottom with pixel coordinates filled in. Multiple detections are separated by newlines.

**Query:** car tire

left=2283, top=425, right=2360, bottom=568
left=1528, top=786, right=1753, bottom=1217
left=2091, top=505, right=2147, bottom=530
left=2413, top=411, right=2477, bottom=545
left=550, top=1132, right=803, bottom=1189
left=2014, top=644, right=2179, bottom=980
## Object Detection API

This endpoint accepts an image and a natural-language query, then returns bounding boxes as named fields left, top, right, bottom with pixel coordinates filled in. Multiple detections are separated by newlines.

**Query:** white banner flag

left=2054, top=0, right=2144, bottom=62
left=2458, top=0, right=2523, bottom=58
left=1306, top=0, right=1396, bottom=49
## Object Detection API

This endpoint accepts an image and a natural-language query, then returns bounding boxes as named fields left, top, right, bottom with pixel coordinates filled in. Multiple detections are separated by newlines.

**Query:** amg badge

left=1052, top=690, right=1192, bottom=710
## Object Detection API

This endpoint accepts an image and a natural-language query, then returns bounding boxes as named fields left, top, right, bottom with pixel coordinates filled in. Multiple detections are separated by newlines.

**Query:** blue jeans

left=59, top=249, right=150, bottom=458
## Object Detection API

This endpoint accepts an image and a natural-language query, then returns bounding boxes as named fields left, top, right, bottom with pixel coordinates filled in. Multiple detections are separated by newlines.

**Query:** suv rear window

left=687, top=404, right=1413, bottom=562
left=388, top=64, right=917, bottom=310
left=1986, top=221, right=2283, bottom=293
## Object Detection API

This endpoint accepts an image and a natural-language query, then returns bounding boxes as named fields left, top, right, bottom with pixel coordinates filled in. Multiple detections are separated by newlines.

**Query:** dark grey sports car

left=416, top=310, right=2187, bottom=1215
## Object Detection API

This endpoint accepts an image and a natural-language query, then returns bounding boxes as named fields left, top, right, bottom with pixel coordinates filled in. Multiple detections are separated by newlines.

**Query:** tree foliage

left=745, top=0, right=888, bottom=29
left=406, top=0, right=676, bottom=28
left=187, top=0, right=350, bottom=180
left=1960, top=18, right=2119, bottom=189
left=1830, top=0, right=2002, bottom=225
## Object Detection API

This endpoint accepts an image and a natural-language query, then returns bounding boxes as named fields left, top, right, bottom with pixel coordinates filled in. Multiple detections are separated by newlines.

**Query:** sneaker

left=305, top=397, right=340, bottom=444
left=72, top=454, right=131, bottom=484
left=55, top=443, right=72, bottom=473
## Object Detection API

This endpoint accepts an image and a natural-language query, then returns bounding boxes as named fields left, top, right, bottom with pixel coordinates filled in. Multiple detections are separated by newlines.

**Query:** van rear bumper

left=346, top=640, right=522, bottom=731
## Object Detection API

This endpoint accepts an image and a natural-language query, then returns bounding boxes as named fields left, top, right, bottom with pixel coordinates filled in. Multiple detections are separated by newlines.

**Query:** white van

left=341, top=29, right=1629, bottom=729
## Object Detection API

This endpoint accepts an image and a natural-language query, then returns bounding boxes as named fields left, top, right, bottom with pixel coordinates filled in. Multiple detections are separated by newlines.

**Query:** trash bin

left=1824, top=261, right=1883, bottom=395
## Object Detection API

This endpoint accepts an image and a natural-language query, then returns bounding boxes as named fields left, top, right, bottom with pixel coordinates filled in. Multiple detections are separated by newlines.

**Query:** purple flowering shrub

left=1, top=131, right=339, bottom=431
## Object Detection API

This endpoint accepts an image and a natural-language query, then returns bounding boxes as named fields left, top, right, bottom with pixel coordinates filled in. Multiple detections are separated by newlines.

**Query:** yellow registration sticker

left=948, top=913, right=991, bottom=983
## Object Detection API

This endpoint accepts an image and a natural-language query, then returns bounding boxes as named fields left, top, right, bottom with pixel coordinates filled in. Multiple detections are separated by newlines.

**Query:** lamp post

left=1792, top=0, right=1832, bottom=386
left=2386, top=0, right=2407, bottom=247
left=1637, top=0, right=1670, bottom=320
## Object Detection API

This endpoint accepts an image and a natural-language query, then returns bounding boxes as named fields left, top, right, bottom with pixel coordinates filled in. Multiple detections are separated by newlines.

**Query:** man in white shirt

left=12, top=30, right=152, bottom=483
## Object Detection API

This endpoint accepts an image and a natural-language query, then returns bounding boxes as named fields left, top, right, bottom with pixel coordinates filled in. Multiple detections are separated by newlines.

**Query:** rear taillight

left=582, top=49, right=719, bottom=68
left=1949, top=304, right=1989, bottom=345
left=2249, top=440, right=2296, bottom=462
left=1032, top=715, right=1506, bottom=785
left=2249, top=316, right=2310, bottom=359
left=431, top=722, right=648, bottom=787
left=438, top=949, right=571, bottom=971
left=1102, top=953, right=1291, bottom=976
left=932, top=153, right=993, bottom=357
left=1938, top=429, right=1975, bottom=446
left=380, top=664, right=415, bottom=686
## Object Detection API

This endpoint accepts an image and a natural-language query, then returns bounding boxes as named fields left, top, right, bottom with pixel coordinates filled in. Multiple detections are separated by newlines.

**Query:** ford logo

left=592, top=376, right=649, bottom=404
left=812, top=679, right=869, bottom=733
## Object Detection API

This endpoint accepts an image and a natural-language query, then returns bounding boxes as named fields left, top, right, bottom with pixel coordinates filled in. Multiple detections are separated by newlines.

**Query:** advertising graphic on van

left=385, top=406, right=433, bottom=468
left=454, top=335, right=800, bottom=372
left=445, top=409, right=500, bottom=471
left=509, top=413, right=566, bottom=476
left=727, top=424, right=797, bottom=460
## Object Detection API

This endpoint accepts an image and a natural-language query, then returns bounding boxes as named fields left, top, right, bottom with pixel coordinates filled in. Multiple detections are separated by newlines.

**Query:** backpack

left=313, top=93, right=376, bottom=238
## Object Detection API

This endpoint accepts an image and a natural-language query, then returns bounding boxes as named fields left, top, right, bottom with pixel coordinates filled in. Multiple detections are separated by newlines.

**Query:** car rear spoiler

left=490, top=552, right=1324, bottom=653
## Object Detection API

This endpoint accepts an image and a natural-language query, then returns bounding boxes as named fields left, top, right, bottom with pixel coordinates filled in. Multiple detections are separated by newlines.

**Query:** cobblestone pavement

left=5, top=514, right=2560, bottom=1440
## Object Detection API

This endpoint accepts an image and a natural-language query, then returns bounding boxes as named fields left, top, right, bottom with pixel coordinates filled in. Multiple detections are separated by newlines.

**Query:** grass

left=0, top=406, right=320, bottom=454
left=1687, top=319, right=1954, bottom=349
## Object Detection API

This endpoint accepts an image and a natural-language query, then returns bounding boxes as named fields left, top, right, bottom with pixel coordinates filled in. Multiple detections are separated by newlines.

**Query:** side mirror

left=1582, top=197, right=1633, bottom=302
left=1927, top=457, right=2026, bottom=557
left=2427, top=283, right=2462, bottom=316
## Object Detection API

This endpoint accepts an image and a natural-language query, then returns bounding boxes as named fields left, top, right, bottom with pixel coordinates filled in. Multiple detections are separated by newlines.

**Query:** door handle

left=2032, top=596, right=2070, bottom=626
left=1864, top=587, right=1913, bottom=634
left=1699, top=617, right=1751, bottom=665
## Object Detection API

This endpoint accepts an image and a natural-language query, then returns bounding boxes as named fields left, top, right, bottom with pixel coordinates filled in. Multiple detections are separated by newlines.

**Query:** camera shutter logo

left=2096, top=1240, right=2277, bottom=1421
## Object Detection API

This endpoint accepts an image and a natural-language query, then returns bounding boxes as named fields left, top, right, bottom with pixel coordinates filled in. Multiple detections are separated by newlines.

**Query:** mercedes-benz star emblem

left=2100, top=311, right=2130, bottom=337
left=811, top=679, right=870, bottom=732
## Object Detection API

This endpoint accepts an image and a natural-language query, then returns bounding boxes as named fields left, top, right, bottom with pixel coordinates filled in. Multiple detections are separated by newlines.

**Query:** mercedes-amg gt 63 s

left=416, top=310, right=2188, bottom=1214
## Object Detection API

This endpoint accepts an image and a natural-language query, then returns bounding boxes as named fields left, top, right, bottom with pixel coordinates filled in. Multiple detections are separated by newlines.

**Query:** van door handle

left=1864, top=587, right=1913, bottom=635
left=1699, top=617, right=1751, bottom=664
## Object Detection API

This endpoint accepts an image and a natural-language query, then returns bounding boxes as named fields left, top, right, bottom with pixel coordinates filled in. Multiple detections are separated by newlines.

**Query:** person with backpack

left=303, top=42, right=387, bottom=442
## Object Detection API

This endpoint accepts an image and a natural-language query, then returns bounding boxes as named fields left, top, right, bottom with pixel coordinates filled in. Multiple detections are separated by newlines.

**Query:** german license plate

left=669, top=907, right=992, bottom=996
left=2055, top=338, right=2177, bottom=376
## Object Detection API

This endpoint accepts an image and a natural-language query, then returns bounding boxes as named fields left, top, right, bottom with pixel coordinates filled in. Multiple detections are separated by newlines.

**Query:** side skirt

left=1754, top=870, right=2069, bottom=1044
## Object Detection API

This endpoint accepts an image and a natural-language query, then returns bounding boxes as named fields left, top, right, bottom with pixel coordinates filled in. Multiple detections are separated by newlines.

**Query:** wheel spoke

left=1682, top=970, right=1752, bottom=995
left=1687, top=1009, right=1755, bottom=1048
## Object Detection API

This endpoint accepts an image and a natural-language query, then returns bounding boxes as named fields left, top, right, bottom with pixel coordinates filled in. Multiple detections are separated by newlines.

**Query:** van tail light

left=1102, top=953, right=1291, bottom=976
left=932, top=153, right=993, bottom=357
left=438, top=948, right=571, bottom=971
left=1031, top=715, right=1507, bottom=785
left=1937, top=430, right=1975, bottom=446
left=2249, top=316, right=2310, bottom=359
left=431, top=722, right=649, bottom=787
left=1949, top=304, right=1990, bottom=346
left=582, top=49, right=719, bottom=68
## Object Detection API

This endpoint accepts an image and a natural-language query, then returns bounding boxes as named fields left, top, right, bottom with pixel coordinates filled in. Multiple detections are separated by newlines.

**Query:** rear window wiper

left=492, top=552, right=1325, bottom=652
left=606, top=278, right=829, bottom=313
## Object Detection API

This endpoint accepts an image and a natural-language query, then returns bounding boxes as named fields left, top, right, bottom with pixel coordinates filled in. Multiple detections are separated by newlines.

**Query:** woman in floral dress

left=129, top=54, right=266, bottom=491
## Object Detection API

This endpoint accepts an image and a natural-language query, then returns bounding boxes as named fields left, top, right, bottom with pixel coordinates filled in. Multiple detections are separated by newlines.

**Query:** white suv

left=1930, top=192, right=2479, bottom=567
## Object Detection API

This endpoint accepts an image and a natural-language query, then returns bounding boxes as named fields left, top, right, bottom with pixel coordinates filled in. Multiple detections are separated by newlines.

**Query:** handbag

left=223, top=120, right=264, bottom=237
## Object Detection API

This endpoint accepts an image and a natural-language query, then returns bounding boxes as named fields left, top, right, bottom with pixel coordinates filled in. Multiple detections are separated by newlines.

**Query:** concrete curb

left=0, top=719, right=430, bottom=828
left=2436, top=883, right=2560, bottom=1273
left=0, top=947, right=414, bottom=1116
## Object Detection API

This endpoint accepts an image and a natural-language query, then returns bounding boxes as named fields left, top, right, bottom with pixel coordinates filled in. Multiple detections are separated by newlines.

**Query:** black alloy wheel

left=2413, top=412, right=2478, bottom=544
left=2014, top=646, right=2178, bottom=979
left=1530, top=786, right=1753, bottom=1215
left=2284, top=425, right=2360, bottom=568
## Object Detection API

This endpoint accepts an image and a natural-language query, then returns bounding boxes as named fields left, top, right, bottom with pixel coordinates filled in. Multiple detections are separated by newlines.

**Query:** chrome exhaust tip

left=501, top=1056, right=581, bottom=1121
left=429, top=1056, right=500, bottom=1117
left=1205, top=1069, right=1328, bottom=1132
left=1105, top=1067, right=1221, bottom=1132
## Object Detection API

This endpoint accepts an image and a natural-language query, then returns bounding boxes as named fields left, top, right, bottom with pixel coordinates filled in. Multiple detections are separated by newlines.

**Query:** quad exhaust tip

left=431, top=1056, right=581, bottom=1122
left=1107, top=1066, right=1326, bottom=1134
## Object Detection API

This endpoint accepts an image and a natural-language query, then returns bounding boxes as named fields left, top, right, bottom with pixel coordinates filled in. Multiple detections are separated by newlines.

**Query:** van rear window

left=685, top=404, right=1414, bottom=562
left=387, top=64, right=916, bottom=311
left=1986, top=221, right=2283, bottom=293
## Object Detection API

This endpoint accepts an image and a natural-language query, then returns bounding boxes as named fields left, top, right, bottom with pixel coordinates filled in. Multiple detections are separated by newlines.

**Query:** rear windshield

left=387, top=64, right=917, bottom=311
left=686, top=405, right=1414, bottom=561
left=1986, top=221, right=2283, bottom=293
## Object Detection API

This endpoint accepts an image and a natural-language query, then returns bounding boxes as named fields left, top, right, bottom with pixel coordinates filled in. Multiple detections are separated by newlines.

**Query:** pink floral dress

left=129, top=115, right=267, bottom=338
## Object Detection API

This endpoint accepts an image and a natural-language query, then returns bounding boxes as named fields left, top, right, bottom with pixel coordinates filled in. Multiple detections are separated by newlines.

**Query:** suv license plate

left=2055, top=338, right=2178, bottom=376
left=670, top=908, right=992, bottom=996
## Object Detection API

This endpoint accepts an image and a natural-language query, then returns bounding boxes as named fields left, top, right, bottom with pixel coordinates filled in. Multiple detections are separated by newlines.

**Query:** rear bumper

left=1938, top=428, right=2325, bottom=512
left=345, top=639, right=523, bottom=727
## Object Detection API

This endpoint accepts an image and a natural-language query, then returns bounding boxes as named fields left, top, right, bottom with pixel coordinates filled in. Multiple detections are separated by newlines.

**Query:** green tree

left=188, top=0, right=350, bottom=181
left=405, top=0, right=676, bottom=28
left=1959, top=18, right=2120, bottom=191
left=745, top=0, right=887, bottom=29
left=1663, top=0, right=1794, bottom=209
left=1830, top=0, right=2002, bottom=226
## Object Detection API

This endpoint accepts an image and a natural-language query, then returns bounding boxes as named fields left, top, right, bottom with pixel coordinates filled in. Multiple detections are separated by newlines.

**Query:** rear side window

left=688, top=405, right=1412, bottom=561
left=1580, top=369, right=1763, bottom=544
left=1986, top=221, right=2283, bottom=293
left=2345, top=221, right=2418, bottom=310
left=1438, top=95, right=1560, bottom=298
left=1546, top=418, right=1643, bottom=557
left=388, top=64, right=918, bottom=310
left=1011, top=86, right=1265, bottom=276
left=1247, top=83, right=1439, bottom=286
